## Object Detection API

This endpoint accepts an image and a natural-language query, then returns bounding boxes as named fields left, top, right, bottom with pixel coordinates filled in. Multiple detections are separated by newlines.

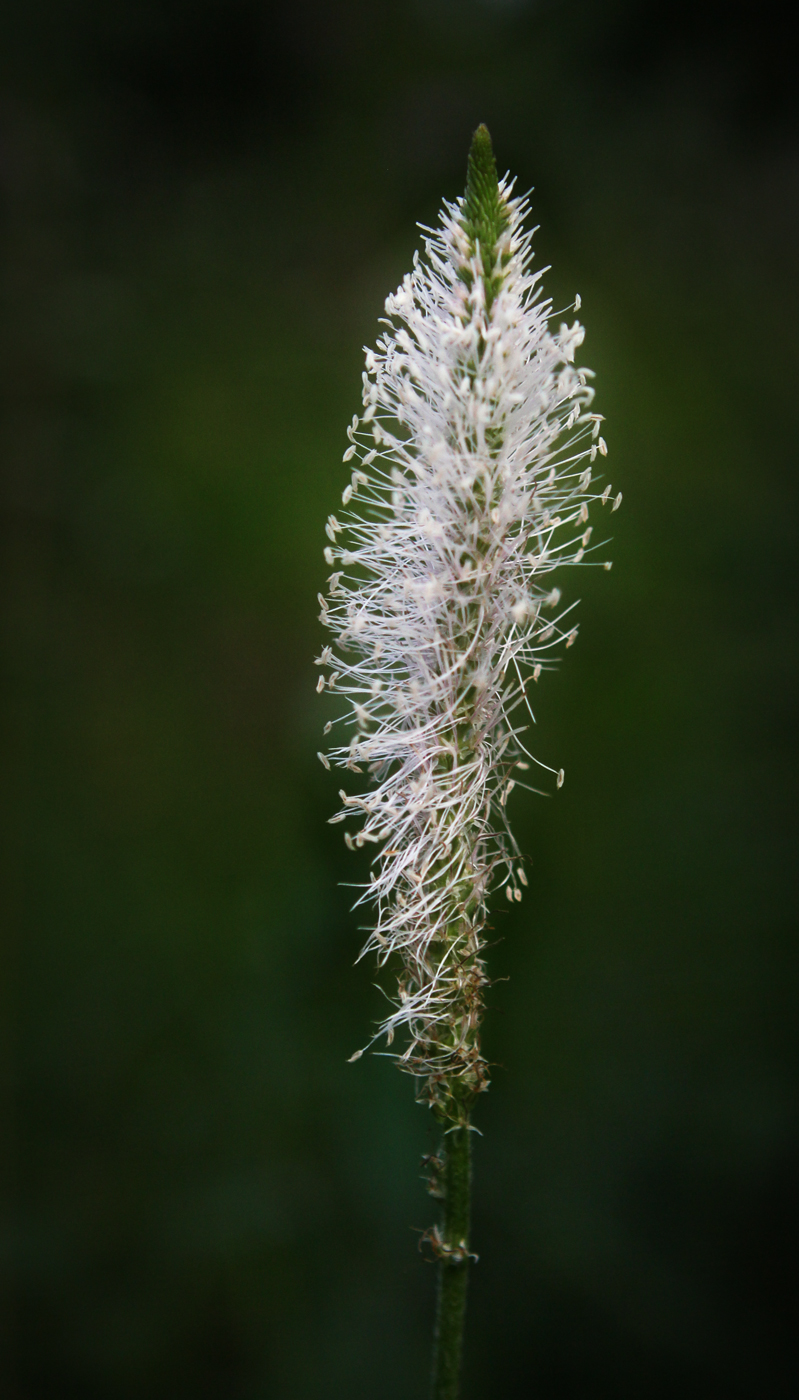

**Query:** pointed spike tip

left=469, top=123, right=495, bottom=171
left=464, top=124, right=498, bottom=229
left=462, top=124, right=508, bottom=309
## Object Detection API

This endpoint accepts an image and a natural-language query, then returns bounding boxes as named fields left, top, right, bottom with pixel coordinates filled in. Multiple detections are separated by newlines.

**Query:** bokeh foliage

left=1, top=2, right=797, bottom=1396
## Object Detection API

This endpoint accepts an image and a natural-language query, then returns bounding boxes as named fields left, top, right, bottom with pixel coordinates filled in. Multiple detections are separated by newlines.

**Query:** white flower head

left=317, top=126, right=615, bottom=1123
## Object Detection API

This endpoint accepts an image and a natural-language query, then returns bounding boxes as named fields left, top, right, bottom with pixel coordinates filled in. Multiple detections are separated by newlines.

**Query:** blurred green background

left=1, top=2, right=797, bottom=1396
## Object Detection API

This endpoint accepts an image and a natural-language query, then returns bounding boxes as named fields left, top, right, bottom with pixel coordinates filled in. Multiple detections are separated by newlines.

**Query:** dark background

left=2, top=2, right=797, bottom=1396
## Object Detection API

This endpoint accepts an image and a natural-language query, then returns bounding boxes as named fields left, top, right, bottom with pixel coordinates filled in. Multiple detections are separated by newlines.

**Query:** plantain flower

left=317, top=126, right=616, bottom=1126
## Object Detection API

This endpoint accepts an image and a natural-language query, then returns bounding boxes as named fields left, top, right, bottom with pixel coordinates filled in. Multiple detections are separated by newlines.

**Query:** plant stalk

left=430, top=1122, right=472, bottom=1400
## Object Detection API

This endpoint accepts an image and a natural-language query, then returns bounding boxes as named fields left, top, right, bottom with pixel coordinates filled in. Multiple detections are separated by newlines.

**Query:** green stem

left=430, top=1123, right=472, bottom=1400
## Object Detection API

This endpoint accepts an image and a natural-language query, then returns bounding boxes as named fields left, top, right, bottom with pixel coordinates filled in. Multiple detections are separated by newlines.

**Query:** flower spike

left=318, top=125, right=613, bottom=1125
